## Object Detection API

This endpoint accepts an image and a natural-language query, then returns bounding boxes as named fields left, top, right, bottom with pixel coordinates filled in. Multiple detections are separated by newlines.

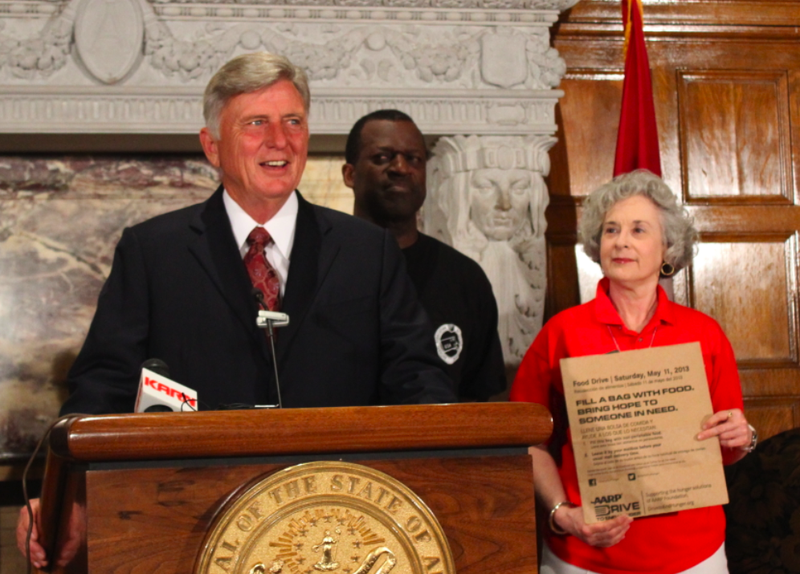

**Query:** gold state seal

left=196, top=461, right=454, bottom=574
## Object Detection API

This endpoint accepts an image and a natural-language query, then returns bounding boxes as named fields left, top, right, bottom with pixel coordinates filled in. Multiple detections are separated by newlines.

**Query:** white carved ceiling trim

left=0, top=0, right=578, bottom=136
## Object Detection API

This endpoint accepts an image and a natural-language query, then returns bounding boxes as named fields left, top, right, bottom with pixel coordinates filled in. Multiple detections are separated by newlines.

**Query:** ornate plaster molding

left=0, top=87, right=560, bottom=133
left=146, top=0, right=577, bottom=9
left=0, top=0, right=578, bottom=134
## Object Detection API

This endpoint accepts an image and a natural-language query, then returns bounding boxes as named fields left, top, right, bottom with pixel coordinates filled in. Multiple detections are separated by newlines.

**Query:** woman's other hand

left=697, top=408, right=752, bottom=463
left=553, top=504, right=633, bottom=547
left=697, top=408, right=750, bottom=449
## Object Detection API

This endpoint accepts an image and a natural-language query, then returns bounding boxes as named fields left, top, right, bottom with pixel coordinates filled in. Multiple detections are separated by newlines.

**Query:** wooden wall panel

left=544, top=226, right=581, bottom=321
left=788, top=69, right=800, bottom=199
left=678, top=70, right=792, bottom=203
left=82, top=455, right=537, bottom=574
left=742, top=397, right=800, bottom=442
left=560, top=0, right=800, bottom=28
left=556, top=74, right=623, bottom=197
left=549, top=1, right=800, bottom=440
left=688, top=237, right=796, bottom=364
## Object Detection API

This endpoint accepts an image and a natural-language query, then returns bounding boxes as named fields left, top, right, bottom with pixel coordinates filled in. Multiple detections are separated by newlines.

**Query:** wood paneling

left=40, top=405, right=551, bottom=572
left=544, top=197, right=581, bottom=317
left=688, top=236, right=797, bottom=365
left=564, top=0, right=800, bottom=29
left=678, top=70, right=791, bottom=203
left=558, top=1, right=800, bottom=35
left=555, top=74, right=623, bottom=197
left=548, top=2, right=800, bottom=440
left=83, top=455, right=537, bottom=574
left=53, top=404, right=552, bottom=463
left=741, top=397, right=800, bottom=441
left=544, top=238, right=581, bottom=320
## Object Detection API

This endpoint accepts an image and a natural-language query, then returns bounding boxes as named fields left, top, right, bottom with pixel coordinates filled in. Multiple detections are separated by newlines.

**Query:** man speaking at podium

left=58, top=52, right=454, bottom=415
left=19, top=51, right=455, bottom=569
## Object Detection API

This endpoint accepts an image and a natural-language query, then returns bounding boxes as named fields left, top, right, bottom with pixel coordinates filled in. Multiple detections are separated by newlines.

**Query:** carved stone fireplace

left=0, top=0, right=578, bottom=459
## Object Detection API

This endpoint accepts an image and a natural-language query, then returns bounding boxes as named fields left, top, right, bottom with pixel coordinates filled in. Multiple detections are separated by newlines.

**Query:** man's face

left=200, top=80, right=309, bottom=215
left=469, top=168, right=532, bottom=241
left=343, top=119, right=427, bottom=225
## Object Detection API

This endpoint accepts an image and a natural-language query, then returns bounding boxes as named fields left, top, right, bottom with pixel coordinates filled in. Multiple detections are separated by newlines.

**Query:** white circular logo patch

left=434, top=323, right=463, bottom=365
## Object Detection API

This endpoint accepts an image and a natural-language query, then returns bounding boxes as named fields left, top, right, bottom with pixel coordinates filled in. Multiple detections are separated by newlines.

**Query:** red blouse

left=511, top=278, right=743, bottom=574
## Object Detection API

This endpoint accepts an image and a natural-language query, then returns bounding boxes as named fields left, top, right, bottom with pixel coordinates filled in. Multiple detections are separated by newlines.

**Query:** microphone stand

left=253, top=289, right=289, bottom=409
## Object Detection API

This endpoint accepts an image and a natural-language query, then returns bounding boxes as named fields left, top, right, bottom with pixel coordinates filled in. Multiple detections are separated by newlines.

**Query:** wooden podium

left=38, top=402, right=552, bottom=573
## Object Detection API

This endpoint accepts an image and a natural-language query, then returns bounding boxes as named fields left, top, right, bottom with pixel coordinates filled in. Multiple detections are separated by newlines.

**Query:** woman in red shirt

left=511, top=170, right=755, bottom=574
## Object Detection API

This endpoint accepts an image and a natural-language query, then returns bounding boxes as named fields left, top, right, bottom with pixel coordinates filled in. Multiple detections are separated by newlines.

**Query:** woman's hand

left=553, top=504, right=633, bottom=547
left=697, top=408, right=751, bottom=449
left=696, top=408, right=753, bottom=464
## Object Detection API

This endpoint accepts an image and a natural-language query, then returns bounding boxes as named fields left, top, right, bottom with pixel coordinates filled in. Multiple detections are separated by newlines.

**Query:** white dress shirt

left=223, top=189, right=298, bottom=296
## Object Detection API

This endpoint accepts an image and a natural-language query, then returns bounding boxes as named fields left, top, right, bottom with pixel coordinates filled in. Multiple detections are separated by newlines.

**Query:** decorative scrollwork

left=0, top=6, right=73, bottom=79
left=139, top=21, right=561, bottom=89
left=144, top=19, right=234, bottom=80
left=144, top=0, right=580, bottom=9
left=0, top=0, right=570, bottom=90
left=384, top=28, right=475, bottom=83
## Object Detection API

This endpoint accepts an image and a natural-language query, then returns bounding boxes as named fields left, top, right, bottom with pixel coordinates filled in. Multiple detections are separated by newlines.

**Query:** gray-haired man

left=18, top=52, right=453, bottom=569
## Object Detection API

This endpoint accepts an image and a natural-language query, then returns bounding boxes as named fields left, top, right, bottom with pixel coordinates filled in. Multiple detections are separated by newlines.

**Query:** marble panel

left=0, top=154, right=350, bottom=460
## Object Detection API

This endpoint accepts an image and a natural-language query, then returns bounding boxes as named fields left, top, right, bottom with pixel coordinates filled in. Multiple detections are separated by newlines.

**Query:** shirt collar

left=594, top=277, right=675, bottom=329
left=223, top=189, right=298, bottom=261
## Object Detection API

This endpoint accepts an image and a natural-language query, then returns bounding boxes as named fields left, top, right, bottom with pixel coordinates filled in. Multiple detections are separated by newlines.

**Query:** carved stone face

left=468, top=168, right=532, bottom=241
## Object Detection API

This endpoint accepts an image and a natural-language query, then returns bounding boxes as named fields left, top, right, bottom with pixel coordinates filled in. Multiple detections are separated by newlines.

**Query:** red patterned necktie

left=244, top=227, right=281, bottom=311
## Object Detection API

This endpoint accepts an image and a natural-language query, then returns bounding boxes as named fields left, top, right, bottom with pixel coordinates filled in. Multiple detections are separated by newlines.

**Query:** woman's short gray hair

left=579, top=169, right=698, bottom=273
left=203, top=52, right=310, bottom=139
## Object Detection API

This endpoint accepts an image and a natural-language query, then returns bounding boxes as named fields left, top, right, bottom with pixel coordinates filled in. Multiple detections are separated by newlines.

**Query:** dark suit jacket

left=61, top=187, right=455, bottom=414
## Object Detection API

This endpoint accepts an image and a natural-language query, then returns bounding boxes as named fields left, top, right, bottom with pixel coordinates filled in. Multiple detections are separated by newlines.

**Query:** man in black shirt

left=343, top=110, right=506, bottom=400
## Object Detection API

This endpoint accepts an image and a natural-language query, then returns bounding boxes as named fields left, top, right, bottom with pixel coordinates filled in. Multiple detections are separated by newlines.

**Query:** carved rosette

left=425, top=134, right=556, bottom=367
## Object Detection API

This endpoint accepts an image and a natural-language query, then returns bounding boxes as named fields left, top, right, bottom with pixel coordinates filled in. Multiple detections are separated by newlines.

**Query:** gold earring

left=661, top=262, right=676, bottom=277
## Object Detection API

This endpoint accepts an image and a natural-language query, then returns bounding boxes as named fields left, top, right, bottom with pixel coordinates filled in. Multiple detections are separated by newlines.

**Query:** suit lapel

left=276, top=193, right=339, bottom=362
left=188, top=186, right=264, bottom=348
left=187, top=189, right=342, bottom=366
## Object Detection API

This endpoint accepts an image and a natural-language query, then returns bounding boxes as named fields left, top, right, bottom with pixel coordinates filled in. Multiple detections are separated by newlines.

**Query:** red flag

left=613, top=0, right=662, bottom=176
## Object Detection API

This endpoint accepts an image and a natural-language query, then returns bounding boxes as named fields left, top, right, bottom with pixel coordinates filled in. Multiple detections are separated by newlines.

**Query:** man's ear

left=341, top=163, right=356, bottom=189
left=199, top=127, right=221, bottom=168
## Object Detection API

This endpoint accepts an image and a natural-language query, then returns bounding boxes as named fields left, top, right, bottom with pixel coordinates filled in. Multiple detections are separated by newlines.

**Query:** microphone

left=253, top=289, right=290, bottom=328
left=252, top=288, right=288, bottom=408
left=142, top=358, right=170, bottom=378
left=134, top=359, right=198, bottom=413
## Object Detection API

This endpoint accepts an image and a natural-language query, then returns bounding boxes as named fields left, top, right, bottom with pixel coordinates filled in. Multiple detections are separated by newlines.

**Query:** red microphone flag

left=613, top=0, right=662, bottom=177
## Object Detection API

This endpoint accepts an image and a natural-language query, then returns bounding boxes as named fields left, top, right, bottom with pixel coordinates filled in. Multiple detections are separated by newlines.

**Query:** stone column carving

left=425, top=134, right=556, bottom=366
